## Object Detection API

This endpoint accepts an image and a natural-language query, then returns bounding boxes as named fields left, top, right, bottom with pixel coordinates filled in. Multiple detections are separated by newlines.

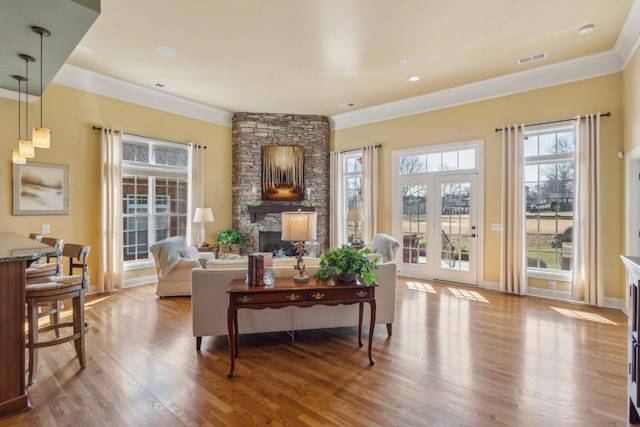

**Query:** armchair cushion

left=150, top=236, right=189, bottom=277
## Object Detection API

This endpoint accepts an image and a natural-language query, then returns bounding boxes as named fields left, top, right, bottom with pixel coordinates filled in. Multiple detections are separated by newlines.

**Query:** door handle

left=471, top=233, right=477, bottom=238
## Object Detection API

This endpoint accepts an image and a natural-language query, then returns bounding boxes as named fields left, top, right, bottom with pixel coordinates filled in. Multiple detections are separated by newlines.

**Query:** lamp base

left=293, top=273, right=309, bottom=284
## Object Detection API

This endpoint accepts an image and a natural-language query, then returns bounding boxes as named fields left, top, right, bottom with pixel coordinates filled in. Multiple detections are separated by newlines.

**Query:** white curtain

left=329, top=151, right=345, bottom=248
left=361, top=145, right=379, bottom=243
left=500, top=125, right=526, bottom=294
left=98, top=128, right=124, bottom=293
left=573, top=113, right=604, bottom=305
left=189, top=144, right=206, bottom=246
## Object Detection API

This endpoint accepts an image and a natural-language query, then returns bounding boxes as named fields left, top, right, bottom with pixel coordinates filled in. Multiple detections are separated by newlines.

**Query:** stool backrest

left=41, top=237, right=64, bottom=273
left=29, top=233, right=43, bottom=242
left=62, top=244, right=91, bottom=288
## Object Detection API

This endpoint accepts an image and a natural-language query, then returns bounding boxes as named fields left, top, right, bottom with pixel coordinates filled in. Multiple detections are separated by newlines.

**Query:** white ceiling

left=4, top=0, right=640, bottom=128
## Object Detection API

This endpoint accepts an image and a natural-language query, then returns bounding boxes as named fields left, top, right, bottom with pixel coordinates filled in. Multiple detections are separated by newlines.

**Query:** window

left=343, top=152, right=363, bottom=243
left=524, top=125, right=575, bottom=276
left=122, top=135, right=190, bottom=263
left=399, top=148, right=476, bottom=174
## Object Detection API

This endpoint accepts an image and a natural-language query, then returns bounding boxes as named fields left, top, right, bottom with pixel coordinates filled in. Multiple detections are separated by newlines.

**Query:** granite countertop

left=0, top=232, right=58, bottom=263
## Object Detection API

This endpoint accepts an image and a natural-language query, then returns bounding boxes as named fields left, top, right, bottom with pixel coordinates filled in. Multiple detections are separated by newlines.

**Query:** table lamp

left=281, top=210, right=317, bottom=283
left=193, top=207, right=215, bottom=248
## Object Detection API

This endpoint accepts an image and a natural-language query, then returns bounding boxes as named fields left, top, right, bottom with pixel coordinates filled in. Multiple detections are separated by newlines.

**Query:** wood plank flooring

left=0, top=277, right=629, bottom=426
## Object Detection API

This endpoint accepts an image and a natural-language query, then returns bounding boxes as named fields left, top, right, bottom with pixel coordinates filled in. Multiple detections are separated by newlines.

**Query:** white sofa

left=191, top=259, right=397, bottom=350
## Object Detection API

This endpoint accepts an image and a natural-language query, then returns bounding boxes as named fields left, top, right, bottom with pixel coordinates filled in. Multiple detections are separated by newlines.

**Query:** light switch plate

left=491, top=223, right=502, bottom=231
left=41, top=224, right=50, bottom=234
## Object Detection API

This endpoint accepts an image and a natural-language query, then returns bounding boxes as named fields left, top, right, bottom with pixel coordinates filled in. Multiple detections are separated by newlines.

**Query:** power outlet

left=548, top=280, right=557, bottom=290
left=41, top=224, right=50, bottom=234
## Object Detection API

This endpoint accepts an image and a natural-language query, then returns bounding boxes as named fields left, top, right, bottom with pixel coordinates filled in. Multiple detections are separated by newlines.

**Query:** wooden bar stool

left=25, top=244, right=90, bottom=385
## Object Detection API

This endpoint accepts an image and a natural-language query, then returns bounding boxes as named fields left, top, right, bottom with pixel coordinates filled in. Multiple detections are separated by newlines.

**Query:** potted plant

left=315, top=246, right=378, bottom=284
left=217, top=229, right=242, bottom=254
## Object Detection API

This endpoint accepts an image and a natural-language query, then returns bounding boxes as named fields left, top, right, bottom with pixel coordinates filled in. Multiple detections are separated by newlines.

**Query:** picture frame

left=13, top=162, right=70, bottom=215
left=261, top=145, right=304, bottom=201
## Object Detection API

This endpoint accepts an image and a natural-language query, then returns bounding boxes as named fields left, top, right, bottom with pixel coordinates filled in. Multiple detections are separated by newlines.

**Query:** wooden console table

left=226, top=277, right=377, bottom=378
left=0, top=233, right=58, bottom=418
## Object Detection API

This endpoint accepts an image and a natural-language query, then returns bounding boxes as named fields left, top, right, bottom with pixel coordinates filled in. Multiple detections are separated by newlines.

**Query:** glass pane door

left=400, top=184, right=428, bottom=276
left=435, top=175, right=477, bottom=284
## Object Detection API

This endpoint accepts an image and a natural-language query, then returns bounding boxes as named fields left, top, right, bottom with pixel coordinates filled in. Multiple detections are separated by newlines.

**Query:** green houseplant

left=217, top=229, right=242, bottom=254
left=315, top=246, right=378, bottom=284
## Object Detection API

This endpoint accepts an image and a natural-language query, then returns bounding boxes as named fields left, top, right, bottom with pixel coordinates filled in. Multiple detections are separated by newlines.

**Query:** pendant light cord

left=25, top=58, right=29, bottom=139
left=39, top=30, right=43, bottom=126
left=17, top=79, right=21, bottom=140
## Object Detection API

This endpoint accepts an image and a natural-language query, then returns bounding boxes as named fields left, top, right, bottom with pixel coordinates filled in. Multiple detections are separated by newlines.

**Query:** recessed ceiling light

left=156, top=46, right=176, bottom=56
left=340, top=102, right=356, bottom=109
left=578, top=24, right=594, bottom=35
left=409, top=76, right=420, bottom=82
left=391, top=59, right=407, bottom=68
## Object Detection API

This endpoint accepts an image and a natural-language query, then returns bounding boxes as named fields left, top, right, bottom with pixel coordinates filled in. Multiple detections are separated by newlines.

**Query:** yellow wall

left=0, top=84, right=232, bottom=290
left=623, top=48, right=640, bottom=152
left=333, top=75, right=624, bottom=299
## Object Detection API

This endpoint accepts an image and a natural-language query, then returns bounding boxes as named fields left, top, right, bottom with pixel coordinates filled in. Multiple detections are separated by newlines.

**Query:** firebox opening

left=259, top=231, right=297, bottom=256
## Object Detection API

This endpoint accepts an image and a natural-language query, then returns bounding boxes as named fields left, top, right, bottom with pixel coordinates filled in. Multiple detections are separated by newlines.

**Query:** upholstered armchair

left=149, top=236, right=214, bottom=297
left=369, top=233, right=400, bottom=263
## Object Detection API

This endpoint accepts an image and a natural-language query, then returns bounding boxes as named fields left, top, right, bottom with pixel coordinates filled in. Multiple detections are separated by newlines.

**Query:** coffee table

left=226, top=276, right=377, bottom=378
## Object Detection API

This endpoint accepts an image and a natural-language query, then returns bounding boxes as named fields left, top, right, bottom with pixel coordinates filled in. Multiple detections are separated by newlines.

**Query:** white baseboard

left=124, top=275, right=157, bottom=288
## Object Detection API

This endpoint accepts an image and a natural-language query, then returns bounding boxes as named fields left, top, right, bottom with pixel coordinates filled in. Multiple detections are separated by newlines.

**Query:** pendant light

left=18, top=53, right=35, bottom=158
left=31, top=26, right=52, bottom=149
left=11, top=75, right=27, bottom=164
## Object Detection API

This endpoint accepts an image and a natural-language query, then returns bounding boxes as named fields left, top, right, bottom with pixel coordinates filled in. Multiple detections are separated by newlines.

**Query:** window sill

left=527, top=268, right=572, bottom=282
left=124, top=260, right=155, bottom=272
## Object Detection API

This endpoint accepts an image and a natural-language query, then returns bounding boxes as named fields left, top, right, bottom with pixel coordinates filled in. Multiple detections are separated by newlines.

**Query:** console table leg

left=358, top=302, right=364, bottom=348
left=227, top=306, right=235, bottom=378
left=368, top=300, right=376, bottom=365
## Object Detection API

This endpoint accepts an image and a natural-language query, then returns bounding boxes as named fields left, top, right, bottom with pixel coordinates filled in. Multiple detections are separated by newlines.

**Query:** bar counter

left=0, top=233, right=58, bottom=418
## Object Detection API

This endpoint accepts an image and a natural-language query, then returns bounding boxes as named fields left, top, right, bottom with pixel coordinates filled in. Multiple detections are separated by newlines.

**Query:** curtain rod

left=92, top=126, right=206, bottom=149
left=336, top=144, right=382, bottom=154
left=494, top=112, right=611, bottom=133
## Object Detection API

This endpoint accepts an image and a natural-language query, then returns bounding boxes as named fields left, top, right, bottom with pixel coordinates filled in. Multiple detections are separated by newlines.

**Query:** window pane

left=123, top=142, right=149, bottom=163
left=398, top=154, right=426, bottom=174
left=426, top=153, right=441, bottom=172
left=539, top=133, right=557, bottom=155
left=345, top=155, right=362, bottom=173
left=458, top=149, right=475, bottom=170
left=442, top=151, right=457, bottom=171
left=402, top=184, right=427, bottom=265
left=523, top=128, right=575, bottom=274
left=524, top=135, right=539, bottom=157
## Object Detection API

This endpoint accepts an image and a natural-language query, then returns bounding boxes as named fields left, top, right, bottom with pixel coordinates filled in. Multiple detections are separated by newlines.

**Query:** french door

left=395, top=173, right=479, bottom=285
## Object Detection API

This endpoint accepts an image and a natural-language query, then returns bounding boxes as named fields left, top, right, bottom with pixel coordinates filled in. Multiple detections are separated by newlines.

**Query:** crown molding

left=0, top=88, right=39, bottom=103
left=52, top=64, right=233, bottom=128
left=615, top=0, right=640, bottom=68
left=330, top=50, right=623, bottom=130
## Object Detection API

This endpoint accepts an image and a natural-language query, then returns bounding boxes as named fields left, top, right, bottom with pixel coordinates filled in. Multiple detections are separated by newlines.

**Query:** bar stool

left=25, top=243, right=90, bottom=385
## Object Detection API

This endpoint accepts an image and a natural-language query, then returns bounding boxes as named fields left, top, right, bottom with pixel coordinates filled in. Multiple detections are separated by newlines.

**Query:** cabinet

left=621, top=256, right=640, bottom=423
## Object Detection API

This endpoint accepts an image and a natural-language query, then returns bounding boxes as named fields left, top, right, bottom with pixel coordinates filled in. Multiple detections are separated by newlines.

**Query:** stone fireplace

left=231, top=113, right=330, bottom=253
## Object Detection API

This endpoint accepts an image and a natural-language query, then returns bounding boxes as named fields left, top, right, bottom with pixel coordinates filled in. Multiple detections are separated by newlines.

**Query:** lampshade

left=33, top=126, right=51, bottom=148
left=193, top=207, right=215, bottom=223
left=32, top=26, right=52, bottom=149
left=347, top=207, right=364, bottom=222
left=12, top=148, right=26, bottom=164
left=19, top=139, right=35, bottom=158
left=281, top=211, right=317, bottom=242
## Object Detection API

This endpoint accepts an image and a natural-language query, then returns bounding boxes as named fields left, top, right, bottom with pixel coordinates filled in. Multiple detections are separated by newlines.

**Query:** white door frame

left=391, top=140, right=484, bottom=286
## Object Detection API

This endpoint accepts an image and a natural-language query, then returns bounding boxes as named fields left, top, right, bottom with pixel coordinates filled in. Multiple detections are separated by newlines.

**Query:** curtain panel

left=500, top=125, right=526, bottom=295
left=329, top=151, right=345, bottom=248
left=189, top=144, right=206, bottom=247
left=98, top=128, right=124, bottom=293
left=361, top=145, right=379, bottom=243
left=573, top=113, right=604, bottom=305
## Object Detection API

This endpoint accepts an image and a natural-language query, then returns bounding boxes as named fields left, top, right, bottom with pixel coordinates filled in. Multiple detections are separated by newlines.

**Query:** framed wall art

left=13, top=162, right=70, bottom=215
left=261, top=145, right=304, bottom=201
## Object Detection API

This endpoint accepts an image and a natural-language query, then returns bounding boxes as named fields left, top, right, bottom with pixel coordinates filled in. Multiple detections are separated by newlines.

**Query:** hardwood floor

left=1, top=277, right=628, bottom=426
